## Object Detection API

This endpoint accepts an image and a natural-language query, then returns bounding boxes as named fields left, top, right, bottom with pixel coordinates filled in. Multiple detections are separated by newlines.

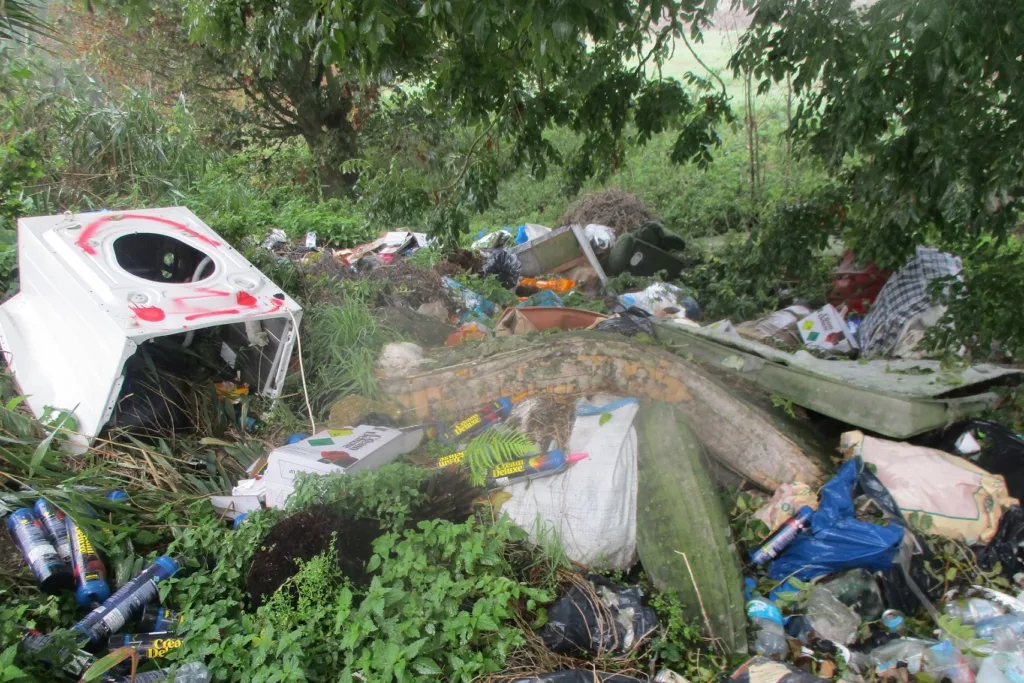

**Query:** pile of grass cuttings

left=435, top=248, right=484, bottom=279
left=365, top=261, right=455, bottom=310
left=557, top=189, right=660, bottom=236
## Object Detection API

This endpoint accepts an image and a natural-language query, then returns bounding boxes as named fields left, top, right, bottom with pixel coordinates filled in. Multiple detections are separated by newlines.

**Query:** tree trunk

left=301, top=122, right=359, bottom=198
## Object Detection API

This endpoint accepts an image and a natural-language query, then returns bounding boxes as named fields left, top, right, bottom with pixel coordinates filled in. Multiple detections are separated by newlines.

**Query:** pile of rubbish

left=4, top=200, right=1024, bottom=683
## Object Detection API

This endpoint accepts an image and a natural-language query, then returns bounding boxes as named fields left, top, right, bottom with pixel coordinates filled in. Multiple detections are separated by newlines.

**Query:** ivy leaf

left=599, top=412, right=612, bottom=426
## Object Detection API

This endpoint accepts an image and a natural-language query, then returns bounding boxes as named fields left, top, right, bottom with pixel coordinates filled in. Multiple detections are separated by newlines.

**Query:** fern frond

left=464, top=427, right=535, bottom=486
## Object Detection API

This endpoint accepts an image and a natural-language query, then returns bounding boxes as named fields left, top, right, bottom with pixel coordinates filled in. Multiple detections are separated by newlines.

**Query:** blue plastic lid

left=746, top=598, right=783, bottom=625
left=284, top=433, right=308, bottom=445
left=495, top=397, right=513, bottom=413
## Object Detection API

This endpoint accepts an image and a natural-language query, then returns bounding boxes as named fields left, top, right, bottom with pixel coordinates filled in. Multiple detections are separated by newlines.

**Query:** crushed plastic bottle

left=922, top=640, right=975, bottom=683
left=806, top=586, right=860, bottom=645
left=868, top=637, right=935, bottom=675
left=747, top=597, right=787, bottom=658
left=976, top=613, right=1024, bottom=641
left=945, top=598, right=1005, bottom=625
left=977, top=651, right=1024, bottom=683
left=102, top=662, right=211, bottom=683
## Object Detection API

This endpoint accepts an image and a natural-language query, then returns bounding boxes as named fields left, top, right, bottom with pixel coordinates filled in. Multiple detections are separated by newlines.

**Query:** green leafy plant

left=463, top=427, right=535, bottom=486
left=453, top=274, right=518, bottom=308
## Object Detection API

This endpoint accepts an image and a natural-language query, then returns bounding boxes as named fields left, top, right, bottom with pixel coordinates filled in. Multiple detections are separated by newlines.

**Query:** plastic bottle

left=944, top=598, right=1004, bottom=625
left=868, top=638, right=934, bottom=674
left=747, top=597, right=787, bottom=658
left=107, top=632, right=182, bottom=661
left=6, top=508, right=74, bottom=594
left=73, top=556, right=180, bottom=644
left=66, top=514, right=112, bottom=608
left=441, top=397, right=514, bottom=443
left=486, top=450, right=589, bottom=487
left=975, top=614, right=1024, bottom=641
left=923, top=640, right=975, bottom=683
left=102, top=662, right=212, bottom=683
left=749, top=506, right=814, bottom=565
left=806, top=586, right=860, bottom=645
left=138, top=605, right=183, bottom=632
left=33, top=499, right=73, bottom=566
left=519, top=277, right=576, bottom=294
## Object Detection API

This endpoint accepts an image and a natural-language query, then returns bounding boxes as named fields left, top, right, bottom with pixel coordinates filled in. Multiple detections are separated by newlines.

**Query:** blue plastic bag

left=768, top=458, right=904, bottom=581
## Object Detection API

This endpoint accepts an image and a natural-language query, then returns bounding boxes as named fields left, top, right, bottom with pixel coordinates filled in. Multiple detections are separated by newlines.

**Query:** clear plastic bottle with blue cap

left=747, top=596, right=787, bottom=657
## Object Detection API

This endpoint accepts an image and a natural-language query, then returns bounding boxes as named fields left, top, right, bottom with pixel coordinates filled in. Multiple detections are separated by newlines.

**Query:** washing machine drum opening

left=113, top=233, right=214, bottom=283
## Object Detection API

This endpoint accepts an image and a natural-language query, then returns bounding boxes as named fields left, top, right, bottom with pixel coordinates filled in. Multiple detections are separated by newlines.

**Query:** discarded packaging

left=729, top=656, right=829, bottom=683
left=509, top=673, right=640, bottom=683
left=515, top=223, right=551, bottom=244
left=102, top=662, right=211, bottom=683
left=138, top=605, right=183, bottom=632
left=33, top=499, right=73, bottom=567
left=107, top=632, right=182, bottom=661
left=618, top=283, right=697, bottom=320
left=0, top=207, right=303, bottom=452
left=442, top=276, right=497, bottom=321
left=495, top=306, right=608, bottom=336
left=753, top=482, right=819, bottom=530
left=594, top=312, right=655, bottom=337
left=583, top=223, right=616, bottom=252
left=263, top=425, right=424, bottom=509
left=538, top=575, right=657, bottom=656
left=798, top=304, right=859, bottom=353
left=748, top=597, right=787, bottom=657
left=502, top=396, right=639, bottom=570
left=805, top=585, right=860, bottom=645
left=750, top=505, right=813, bottom=565
left=441, top=397, right=514, bottom=443
left=822, top=569, right=885, bottom=621
left=7, top=508, right=74, bottom=594
left=736, top=305, right=811, bottom=347
left=519, top=276, right=576, bottom=294
left=842, top=430, right=1018, bottom=544
left=471, top=229, right=513, bottom=250
left=487, top=450, right=588, bottom=487
left=73, top=556, right=180, bottom=644
left=445, top=321, right=490, bottom=346
left=829, top=249, right=889, bottom=315
left=480, top=248, right=522, bottom=289
left=66, top=514, right=112, bottom=608
left=768, top=458, right=904, bottom=581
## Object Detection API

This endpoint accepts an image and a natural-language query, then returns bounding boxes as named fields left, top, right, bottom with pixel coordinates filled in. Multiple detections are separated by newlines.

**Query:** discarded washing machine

left=0, top=208, right=303, bottom=451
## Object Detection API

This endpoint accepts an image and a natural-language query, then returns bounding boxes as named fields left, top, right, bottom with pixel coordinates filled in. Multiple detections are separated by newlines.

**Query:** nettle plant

left=161, top=467, right=552, bottom=682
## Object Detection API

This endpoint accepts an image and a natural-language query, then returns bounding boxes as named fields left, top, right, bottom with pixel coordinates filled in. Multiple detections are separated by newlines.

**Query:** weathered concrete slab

left=380, top=333, right=828, bottom=491
left=655, top=321, right=1022, bottom=438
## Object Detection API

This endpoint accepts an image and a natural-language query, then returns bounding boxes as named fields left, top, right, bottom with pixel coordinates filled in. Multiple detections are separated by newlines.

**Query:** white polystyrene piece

left=0, top=207, right=303, bottom=451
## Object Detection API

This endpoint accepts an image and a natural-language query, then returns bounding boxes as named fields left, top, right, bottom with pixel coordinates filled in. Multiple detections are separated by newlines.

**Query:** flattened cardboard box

left=265, top=425, right=422, bottom=485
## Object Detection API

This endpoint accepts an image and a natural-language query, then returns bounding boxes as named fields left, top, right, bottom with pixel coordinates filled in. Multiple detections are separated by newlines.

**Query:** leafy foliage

left=463, top=427, right=536, bottom=487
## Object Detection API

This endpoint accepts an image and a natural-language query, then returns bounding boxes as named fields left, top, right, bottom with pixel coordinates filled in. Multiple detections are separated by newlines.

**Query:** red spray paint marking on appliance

left=236, top=292, right=257, bottom=307
left=184, top=309, right=240, bottom=321
left=76, top=214, right=221, bottom=256
left=130, top=306, right=166, bottom=322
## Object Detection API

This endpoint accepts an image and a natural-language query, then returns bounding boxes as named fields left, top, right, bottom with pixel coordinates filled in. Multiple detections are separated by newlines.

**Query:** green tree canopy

left=732, top=0, right=1024, bottom=266
left=182, top=0, right=731, bottom=200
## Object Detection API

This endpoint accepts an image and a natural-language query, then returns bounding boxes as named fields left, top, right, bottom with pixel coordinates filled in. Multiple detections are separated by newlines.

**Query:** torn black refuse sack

left=538, top=575, right=657, bottom=656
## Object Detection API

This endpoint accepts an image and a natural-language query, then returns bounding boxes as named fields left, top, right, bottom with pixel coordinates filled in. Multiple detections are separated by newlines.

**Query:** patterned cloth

left=857, top=246, right=961, bottom=356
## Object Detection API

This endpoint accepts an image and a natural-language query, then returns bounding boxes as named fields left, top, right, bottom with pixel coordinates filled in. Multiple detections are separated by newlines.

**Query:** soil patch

left=435, top=248, right=484, bottom=278
left=247, top=507, right=381, bottom=608
left=246, top=469, right=482, bottom=608
left=557, top=188, right=660, bottom=236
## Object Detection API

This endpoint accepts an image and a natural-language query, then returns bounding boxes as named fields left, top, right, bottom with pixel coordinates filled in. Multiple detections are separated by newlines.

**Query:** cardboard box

left=798, top=304, right=859, bottom=352
left=261, top=425, right=424, bottom=508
